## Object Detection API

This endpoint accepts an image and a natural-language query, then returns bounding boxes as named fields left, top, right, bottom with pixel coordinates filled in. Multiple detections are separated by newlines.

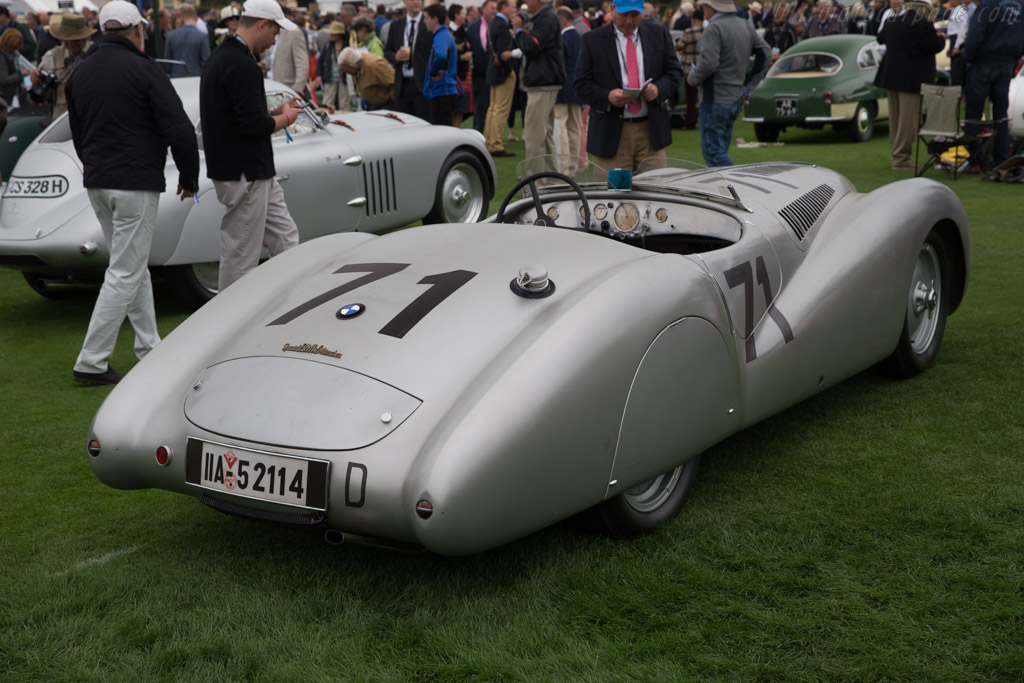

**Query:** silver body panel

left=0, top=78, right=495, bottom=279
left=87, top=162, right=971, bottom=555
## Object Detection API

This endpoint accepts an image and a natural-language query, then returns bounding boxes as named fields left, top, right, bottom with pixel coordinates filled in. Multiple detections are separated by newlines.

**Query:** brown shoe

left=962, top=165, right=983, bottom=175
left=891, top=162, right=916, bottom=170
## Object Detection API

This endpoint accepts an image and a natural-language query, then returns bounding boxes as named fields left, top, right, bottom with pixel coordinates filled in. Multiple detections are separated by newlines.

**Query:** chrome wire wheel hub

left=441, top=163, right=485, bottom=223
left=623, top=465, right=683, bottom=513
left=856, top=107, right=870, bottom=133
left=907, top=243, right=941, bottom=354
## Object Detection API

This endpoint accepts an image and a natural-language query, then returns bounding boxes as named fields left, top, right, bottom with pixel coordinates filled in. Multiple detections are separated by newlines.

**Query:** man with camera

left=30, top=13, right=93, bottom=122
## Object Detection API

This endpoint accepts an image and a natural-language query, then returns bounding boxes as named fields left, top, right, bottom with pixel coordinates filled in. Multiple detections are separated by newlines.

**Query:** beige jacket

left=272, top=28, right=309, bottom=95
left=356, top=53, right=395, bottom=107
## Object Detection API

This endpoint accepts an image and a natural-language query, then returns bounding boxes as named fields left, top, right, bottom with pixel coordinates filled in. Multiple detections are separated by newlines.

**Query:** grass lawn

left=1, top=121, right=1022, bottom=681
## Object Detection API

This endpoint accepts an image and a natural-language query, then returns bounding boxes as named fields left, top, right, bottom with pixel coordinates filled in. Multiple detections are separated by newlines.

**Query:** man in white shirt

left=945, top=0, right=968, bottom=84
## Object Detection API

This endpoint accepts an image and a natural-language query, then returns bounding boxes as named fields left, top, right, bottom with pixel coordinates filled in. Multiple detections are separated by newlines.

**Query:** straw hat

left=219, top=5, right=241, bottom=25
left=49, top=13, right=94, bottom=41
left=324, top=20, right=347, bottom=34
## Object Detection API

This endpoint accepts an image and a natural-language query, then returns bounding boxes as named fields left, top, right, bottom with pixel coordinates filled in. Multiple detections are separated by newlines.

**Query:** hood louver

left=779, top=184, right=835, bottom=240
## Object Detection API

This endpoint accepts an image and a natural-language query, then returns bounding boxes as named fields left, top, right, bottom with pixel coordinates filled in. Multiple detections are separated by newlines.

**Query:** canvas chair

left=915, top=84, right=974, bottom=179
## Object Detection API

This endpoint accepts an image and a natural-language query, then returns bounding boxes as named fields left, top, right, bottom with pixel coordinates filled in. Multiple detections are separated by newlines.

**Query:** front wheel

left=165, top=262, right=220, bottom=309
left=424, top=149, right=490, bottom=224
left=589, top=456, right=701, bottom=539
left=883, top=229, right=950, bottom=378
left=847, top=103, right=875, bottom=142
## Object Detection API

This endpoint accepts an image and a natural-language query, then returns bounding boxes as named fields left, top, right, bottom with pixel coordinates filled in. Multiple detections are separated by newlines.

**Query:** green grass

left=2, top=121, right=1023, bottom=681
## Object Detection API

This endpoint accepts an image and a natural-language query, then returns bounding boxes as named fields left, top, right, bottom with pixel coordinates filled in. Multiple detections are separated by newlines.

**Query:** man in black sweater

left=200, top=0, right=305, bottom=291
left=66, top=0, right=199, bottom=385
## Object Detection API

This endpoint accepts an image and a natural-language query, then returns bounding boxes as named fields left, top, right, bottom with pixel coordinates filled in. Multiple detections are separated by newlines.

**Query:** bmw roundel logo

left=336, top=303, right=366, bottom=319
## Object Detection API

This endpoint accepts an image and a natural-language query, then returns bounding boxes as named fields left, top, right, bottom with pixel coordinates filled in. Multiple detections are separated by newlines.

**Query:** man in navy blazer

left=574, top=0, right=681, bottom=176
left=555, top=7, right=583, bottom=173
left=383, top=0, right=434, bottom=118
left=466, top=0, right=496, bottom=133
left=164, top=3, right=210, bottom=77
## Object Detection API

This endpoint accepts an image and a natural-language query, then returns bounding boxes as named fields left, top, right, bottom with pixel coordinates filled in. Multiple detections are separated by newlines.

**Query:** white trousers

left=74, top=189, right=161, bottom=374
left=214, top=175, right=299, bottom=291
left=554, top=102, right=582, bottom=175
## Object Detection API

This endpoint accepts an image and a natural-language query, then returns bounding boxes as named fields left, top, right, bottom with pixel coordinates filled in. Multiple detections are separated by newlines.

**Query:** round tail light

left=155, top=446, right=172, bottom=466
left=87, top=440, right=100, bottom=457
left=415, top=500, right=433, bottom=519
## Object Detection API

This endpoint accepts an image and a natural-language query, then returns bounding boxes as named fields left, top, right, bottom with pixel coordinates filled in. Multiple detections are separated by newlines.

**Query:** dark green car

left=743, top=35, right=889, bottom=143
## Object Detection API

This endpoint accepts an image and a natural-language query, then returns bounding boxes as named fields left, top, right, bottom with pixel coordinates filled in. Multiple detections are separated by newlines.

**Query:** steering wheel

left=494, top=171, right=591, bottom=230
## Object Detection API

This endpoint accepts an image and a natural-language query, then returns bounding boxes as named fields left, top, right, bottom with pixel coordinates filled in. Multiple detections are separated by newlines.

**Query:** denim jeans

left=699, top=99, right=743, bottom=167
left=964, top=60, right=1013, bottom=167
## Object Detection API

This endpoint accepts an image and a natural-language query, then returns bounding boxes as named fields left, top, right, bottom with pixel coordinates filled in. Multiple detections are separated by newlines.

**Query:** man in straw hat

left=686, top=0, right=770, bottom=166
left=574, top=0, right=682, bottom=176
left=200, top=0, right=305, bottom=292
left=311, top=20, right=350, bottom=111
left=30, top=13, right=93, bottom=121
left=66, top=1, right=199, bottom=385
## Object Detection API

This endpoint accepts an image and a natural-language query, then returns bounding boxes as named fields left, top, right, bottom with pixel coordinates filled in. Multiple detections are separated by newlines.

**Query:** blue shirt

left=424, top=26, right=459, bottom=99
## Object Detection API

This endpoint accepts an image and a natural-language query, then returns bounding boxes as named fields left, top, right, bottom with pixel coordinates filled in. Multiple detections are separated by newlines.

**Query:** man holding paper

left=574, top=0, right=681, bottom=176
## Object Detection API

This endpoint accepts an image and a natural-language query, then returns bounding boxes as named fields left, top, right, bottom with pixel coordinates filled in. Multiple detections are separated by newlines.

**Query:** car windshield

left=512, top=156, right=747, bottom=210
left=768, top=52, right=842, bottom=78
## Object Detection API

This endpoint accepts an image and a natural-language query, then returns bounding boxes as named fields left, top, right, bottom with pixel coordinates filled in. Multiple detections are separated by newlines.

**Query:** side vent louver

left=360, top=159, right=398, bottom=218
left=778, top=184, right=834, bottom=240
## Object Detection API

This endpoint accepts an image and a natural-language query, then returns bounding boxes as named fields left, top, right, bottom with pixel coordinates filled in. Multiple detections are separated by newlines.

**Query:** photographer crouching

left=30, top=13, right=93, bottom=122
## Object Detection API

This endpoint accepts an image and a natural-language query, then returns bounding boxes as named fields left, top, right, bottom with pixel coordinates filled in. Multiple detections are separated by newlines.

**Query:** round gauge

left=593, top=204, right=608, bottom=220
left=613, top=203, right=640, bottom=232
left=655, top=208, right=668, bottom=223
left=547, top=206, right=559, bottom=221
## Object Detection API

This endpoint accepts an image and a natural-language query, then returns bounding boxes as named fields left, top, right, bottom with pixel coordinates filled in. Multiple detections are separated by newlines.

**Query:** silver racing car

left=0, top=78, right=496, bottom=307
left=85, top=157, right=970, bottom=555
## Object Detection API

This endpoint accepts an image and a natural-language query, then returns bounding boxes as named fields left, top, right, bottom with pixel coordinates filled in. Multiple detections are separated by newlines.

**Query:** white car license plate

left=4, top=175, right=70, bottom=198
left=775, top=97, right=798, bottom=117
left=185, top=439, right=329, bottom=510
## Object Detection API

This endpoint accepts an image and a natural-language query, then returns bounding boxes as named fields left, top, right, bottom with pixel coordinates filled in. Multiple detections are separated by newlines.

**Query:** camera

left=29, top=69, right=58, bottom=104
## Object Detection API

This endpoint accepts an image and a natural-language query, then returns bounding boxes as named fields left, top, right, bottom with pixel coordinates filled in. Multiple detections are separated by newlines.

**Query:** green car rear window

left=769, top=53, right=842, bottom=77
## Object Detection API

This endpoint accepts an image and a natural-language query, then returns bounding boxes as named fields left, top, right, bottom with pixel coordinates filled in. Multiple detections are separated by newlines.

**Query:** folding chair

left=915, top=84, right=974, bottom=179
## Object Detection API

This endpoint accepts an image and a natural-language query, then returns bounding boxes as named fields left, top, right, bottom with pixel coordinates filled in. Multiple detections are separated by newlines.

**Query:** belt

left=623, top=116, right=648, bottom=124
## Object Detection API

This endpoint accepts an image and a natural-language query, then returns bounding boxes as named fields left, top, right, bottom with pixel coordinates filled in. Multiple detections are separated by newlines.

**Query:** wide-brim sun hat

left=700, top=0, right=737, bottom=12
left=49, top=13, right=94, bottom=40
left=324, top=20, right=347, bottom=34
left=219, top=5, right=241, bottom=25
left=241, top=0, right=298, bottom=31
left=613, top=0, right=644, bottom=13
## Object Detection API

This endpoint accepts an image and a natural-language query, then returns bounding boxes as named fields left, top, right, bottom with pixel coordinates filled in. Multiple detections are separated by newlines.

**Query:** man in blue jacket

left=163, top=3, right=210, bottom=77
left=423, top=3, right=459, bottom=125
left=66, top=1, right=199, bottom=385
left=963, top=0, right=1024, bottom=170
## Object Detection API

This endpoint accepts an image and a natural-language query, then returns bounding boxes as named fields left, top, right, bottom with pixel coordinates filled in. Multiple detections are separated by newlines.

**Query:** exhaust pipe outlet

left=324, top=529, right=345, bottom=546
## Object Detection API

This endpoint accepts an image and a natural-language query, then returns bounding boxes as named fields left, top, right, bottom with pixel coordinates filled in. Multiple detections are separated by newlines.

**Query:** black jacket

left=383, top=14, right=433, bottom=97
left=199, top=34, right=276, bottom=181
left=486, top=14, right=514, bottom=85
left=874, top=10, right=945, bottom=93
left=66, top=35, right=198, bottom=192
left=963, top=0, right=1024, bottom=65
left=513, top=4, right=565, bottom=88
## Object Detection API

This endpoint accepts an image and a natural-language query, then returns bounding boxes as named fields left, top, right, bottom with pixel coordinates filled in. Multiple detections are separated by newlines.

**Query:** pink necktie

left=625, top=31, right=641, bottom=115
left=481, top=20, right=487, bottom=50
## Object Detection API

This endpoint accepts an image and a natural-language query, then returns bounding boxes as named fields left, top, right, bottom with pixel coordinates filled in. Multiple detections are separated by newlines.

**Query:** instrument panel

left=508, top=195, right=743, bottom=244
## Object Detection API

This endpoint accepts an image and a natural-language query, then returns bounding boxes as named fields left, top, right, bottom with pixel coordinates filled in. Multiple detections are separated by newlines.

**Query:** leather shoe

left=490, top=149, right=515, bottom=158
left=73, top=366, right=124, bottom=386
left=891, top=162, right=916, bottom=170
left=962, top=165, right=983, bottom=175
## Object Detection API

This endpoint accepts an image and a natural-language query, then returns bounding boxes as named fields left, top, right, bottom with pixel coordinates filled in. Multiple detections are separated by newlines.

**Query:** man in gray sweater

left=686, top=0, right=770, bottom=166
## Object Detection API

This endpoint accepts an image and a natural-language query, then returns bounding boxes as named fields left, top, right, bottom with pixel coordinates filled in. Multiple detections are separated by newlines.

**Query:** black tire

left=883, top=229, right=950, bottom=378
left=754, top=123, right=781, bottom=143
left=847, top=102, right=875, bottom=143
left=165, top=262, right=220, bottom=309
left=589, top=456, right=701, bottom=539
left=424, top=149, right=490, bottom=224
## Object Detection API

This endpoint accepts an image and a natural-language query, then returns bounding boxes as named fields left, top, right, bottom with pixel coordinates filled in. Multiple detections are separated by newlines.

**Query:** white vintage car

left=86, top=158, right=971, bottom=555
left=0, top=78, right=496, bottom=307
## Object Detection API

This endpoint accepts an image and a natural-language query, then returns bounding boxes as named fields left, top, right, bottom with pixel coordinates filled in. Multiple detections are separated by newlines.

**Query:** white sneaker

left=508, top=131, right=518, bottom=142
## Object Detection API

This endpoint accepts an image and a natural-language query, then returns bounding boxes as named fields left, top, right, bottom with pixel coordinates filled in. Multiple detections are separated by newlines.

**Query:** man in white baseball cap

left=200, top=0, right=304, bottom=292
left=240, top=0, right=297, bottom=31
left=97, top=0, right=148, bottom=29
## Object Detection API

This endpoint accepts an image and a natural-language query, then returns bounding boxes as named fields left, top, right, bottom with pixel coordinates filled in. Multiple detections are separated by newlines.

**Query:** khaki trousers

left=523, top=89, right=559, bottom=175
left=589, top=119, right=665, bottom=181
left=888, top=89, right=921, bottom=167
left=554, top=102, right=582, bottom=174
left=214, top=175, right=299, bottom=291
left=485, top=72, right=516, bottom=152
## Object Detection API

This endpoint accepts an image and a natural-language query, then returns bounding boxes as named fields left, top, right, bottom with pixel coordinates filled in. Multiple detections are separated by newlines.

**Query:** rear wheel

left=847, top=103, right=875, bottom=142
left=424, top=149, right=489, bottom=224
left=590, top=456, right=701, bottom=539
left=754, top=123, right=781, bottom=143
left=883, top=229, right=950, bottom=378
left=165, top=262, right=219, bottom=309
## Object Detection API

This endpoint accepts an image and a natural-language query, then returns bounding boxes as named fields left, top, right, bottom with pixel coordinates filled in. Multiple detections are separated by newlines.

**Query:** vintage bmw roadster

left=86, top=158, right=970, bottom=555
left=0, top=78, right=495, bottom=307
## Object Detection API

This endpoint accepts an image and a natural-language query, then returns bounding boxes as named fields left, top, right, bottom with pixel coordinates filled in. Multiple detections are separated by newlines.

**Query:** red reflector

left=87, top=440, right=100, bottom=457
left=415, top=500, right=433, bottom=519
left=155, top=446, right=171, bottom=466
